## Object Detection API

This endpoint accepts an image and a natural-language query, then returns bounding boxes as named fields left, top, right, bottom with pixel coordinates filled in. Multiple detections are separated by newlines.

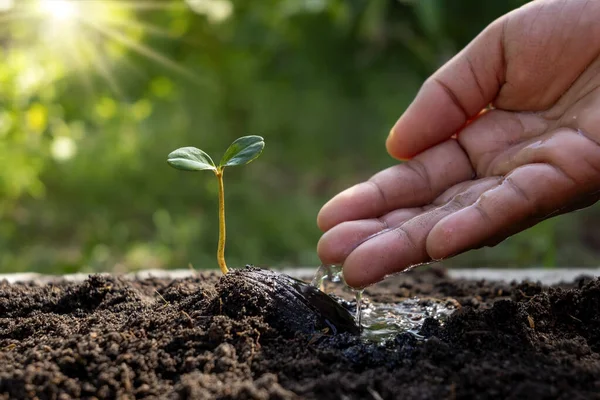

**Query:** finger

left=427, top=164, right=580, bottom=260
left=429, top=127, right=600, bottom=259
left=318, top=178, right=491, bottom=265
left=342, top=178, right=502, bottom=288
left=387, top=18, right=506, bottom=160
left=473, top=194, right=590, bottom=249
left=317, top=208, right=422, bottom=265
left=317, top=139, right=473, bottom=232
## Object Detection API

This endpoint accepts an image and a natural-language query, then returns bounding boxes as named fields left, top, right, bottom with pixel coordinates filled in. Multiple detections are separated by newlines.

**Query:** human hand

left=317, top=0, right=600, bottom=288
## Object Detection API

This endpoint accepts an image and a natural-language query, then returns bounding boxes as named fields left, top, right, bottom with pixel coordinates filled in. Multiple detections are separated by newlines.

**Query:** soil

left=1, top=266, right=599, bottom=400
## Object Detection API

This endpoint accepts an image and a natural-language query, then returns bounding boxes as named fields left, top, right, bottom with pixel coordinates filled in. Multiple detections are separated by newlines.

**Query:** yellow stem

left=216, top=168, right=228, bottom=274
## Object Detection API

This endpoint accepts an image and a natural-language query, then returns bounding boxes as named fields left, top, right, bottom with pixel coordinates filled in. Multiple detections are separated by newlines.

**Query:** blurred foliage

left=0, top=0, right=598, bottom=274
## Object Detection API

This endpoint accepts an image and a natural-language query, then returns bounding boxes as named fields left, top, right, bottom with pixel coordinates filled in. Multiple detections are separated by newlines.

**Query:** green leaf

left=167, top=147, right=216, bottom=172
left=220, top=135, right=265, bottom=167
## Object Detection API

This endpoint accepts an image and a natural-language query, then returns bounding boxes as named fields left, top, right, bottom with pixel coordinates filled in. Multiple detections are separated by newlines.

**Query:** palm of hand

left=317, top=0, right=600, bottom=288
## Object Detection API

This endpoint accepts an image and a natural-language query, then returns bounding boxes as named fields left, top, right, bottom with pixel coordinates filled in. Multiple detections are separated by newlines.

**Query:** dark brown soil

left=1, top=266, right=599, bottom=400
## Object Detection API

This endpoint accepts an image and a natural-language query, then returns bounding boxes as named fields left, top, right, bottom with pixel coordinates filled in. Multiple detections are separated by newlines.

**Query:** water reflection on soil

left=312, top=265, right=457, bottom=343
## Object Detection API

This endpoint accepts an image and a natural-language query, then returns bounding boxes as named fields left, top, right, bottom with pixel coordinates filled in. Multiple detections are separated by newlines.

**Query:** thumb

left=387, top=18, right=506, bottom=160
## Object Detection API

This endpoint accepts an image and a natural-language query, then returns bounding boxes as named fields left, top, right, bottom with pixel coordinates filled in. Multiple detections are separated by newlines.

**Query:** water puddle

left=312, top=265, right=456, bottom=343
left=358, top=297, right=455, bottom=343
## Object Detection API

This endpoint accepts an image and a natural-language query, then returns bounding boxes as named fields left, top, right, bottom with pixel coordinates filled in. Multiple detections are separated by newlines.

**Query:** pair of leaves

left=167, top=135, right=265, bottom=172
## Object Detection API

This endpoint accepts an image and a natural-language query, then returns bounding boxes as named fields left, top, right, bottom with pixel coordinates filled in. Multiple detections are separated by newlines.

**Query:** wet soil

left=1, top=266, right=599, bottom=400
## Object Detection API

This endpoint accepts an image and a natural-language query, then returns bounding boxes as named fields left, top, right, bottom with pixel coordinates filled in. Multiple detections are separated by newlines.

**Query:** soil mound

left=0, top=269, right=598, bottom=399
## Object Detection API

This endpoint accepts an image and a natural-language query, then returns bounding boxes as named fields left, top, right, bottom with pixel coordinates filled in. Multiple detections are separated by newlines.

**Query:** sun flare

left=0, top=0, right=202, bottom=99
left=39, top=0, right=78, bottom=22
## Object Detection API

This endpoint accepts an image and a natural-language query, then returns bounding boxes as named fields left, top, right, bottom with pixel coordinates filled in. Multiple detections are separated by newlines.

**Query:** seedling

left=167, top=135, right=265, bottom=275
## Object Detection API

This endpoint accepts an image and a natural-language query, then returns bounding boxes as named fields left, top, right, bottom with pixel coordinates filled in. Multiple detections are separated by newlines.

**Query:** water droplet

left=311, top=264, right=343, bottom=290
left=355, top=289, right=363, bottom=331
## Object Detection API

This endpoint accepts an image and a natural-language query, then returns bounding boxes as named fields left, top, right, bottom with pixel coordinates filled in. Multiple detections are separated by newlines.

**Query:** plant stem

left=215, top=169, right=228, bottom=274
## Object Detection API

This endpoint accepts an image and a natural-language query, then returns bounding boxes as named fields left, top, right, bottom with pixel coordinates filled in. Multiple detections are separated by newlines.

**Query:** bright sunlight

left=0, top=0, right=201, bottom=98
left=39, top=0, right=78, bottom=22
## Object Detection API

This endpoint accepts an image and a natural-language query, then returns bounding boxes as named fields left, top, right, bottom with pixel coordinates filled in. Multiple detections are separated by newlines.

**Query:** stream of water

left=311, top=265, right=456, bottom=343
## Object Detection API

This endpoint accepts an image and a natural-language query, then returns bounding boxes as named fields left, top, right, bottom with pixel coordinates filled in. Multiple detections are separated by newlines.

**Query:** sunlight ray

left=81, top=40, right=125, bottom=99
left=0, top=0, right=202, bottom=99
left=112, top=50, right=149, bottom=83
left=80, top=16, right=204, bottom=86
left=61, top=26, right=96, bottom=98
left=101, top=17, right=180, bottom=39
left=97, top=0, right=186, bottom=12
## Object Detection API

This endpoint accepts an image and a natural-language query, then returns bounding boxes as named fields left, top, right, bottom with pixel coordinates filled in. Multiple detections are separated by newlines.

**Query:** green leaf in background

left=167, top=147, right=216, bottom=172
left=219, top=135, right=265, bottom=168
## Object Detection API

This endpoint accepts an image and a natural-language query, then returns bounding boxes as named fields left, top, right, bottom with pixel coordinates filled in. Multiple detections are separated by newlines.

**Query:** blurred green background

left=0, top=0, right=598, bottom=275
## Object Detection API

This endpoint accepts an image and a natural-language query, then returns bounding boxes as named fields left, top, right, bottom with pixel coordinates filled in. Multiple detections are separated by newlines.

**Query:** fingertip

left=316, top=202, right=333, bottom=232
left=316, top=233, right=338, bottom=266
left=385, top=81, right=467, bottom=160
left=342, top=250, right=398, bottom=289
left=316, top=228, right=347, bottom=266
left=341, top=231, right=413, bottom=289
left=318, top=220, right=388, bottom=267
left=317, top=193, right=350, bottom=232
left=386, top=126, right=414, bottom=161
left=317, top=183, right=384, bottom=232
left=340, top=239, right=384, bottom=289
left=341, top=262, right=372, bottom=289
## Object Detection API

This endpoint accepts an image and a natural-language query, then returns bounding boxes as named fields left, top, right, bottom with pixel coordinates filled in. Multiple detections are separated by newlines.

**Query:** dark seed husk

left=211, top=266, right=360, bottom=335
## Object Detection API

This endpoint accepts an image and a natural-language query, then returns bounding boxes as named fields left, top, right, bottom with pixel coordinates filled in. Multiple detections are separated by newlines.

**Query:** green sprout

left=167, top=135, right=265, bottom=275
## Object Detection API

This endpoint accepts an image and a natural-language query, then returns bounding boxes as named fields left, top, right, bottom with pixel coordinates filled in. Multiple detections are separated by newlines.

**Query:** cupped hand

left=317, top=0, right=600, bottom=288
